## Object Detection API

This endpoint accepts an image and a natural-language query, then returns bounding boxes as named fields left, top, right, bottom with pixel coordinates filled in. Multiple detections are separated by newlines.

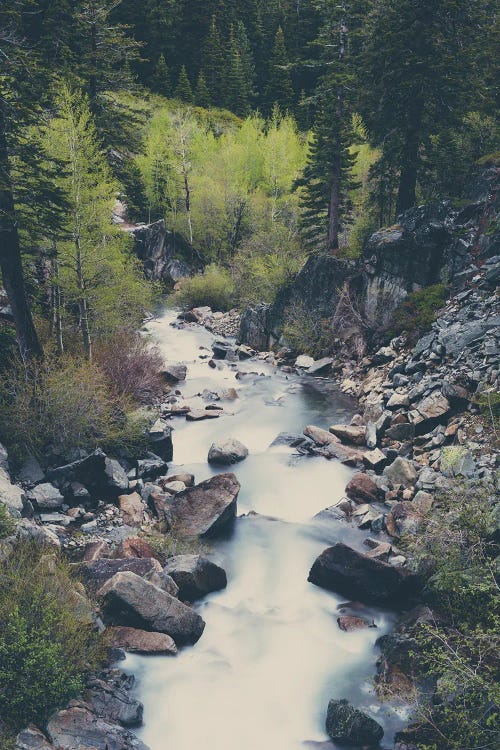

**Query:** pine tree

left=152, top=54, right=171, bottom=97
left=359, top=0, right=488, bottom=216
left=204, top=16, right=225, bottom=106
left=174, top=65, right=193, bottom=103
left=194, top=71, right=212, bottom=108
left=224, top=25, right=255, bottom=116
left=233, top=22, right=256, bottom=109
left=264, top=27, right=295, bottom=115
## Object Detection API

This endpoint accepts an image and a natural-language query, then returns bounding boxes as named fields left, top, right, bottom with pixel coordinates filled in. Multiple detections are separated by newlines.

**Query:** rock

left=308, top=542, right=418, bottom=605
left=161, top=480, right=186, bottom=494
left=114, top=537, right=158, bottom=560
left=161, top=363, right=187, bottom=383
left=363, top=449, right=387, bottom=471
left=85, top=677, right=143, bottom=727
left=186, top=409, right=221, bottom=421
left=27, top=482, right=64, bottom=510
left=47, top=704, right=150, bottom=750
left=136, top=453, right=167, bottom=479
left=108, top=626, right=177, bottom=655
left=409, top=392, right=450, bottom=427
left=303, top=425, right=340, bottom=446
left=237, top=344, right=255, bottom=360
left=147, top=420, right=173, bottom=462
left=364, top=541, right=392, bottom=562
left=306, top=357, right=334, bottom=376
left=16, top=725, right=54, bottom=750
left=207, top=438, right=249, bottom=465
left=412, top=491, right=434, bottom=513
left=440, top=447, right=475, bottom=477
left=161, top=473, right=195, bottom=487
left=212, top=339, right=235, bottom=359
left=143, top=569, right=179, bottom=597
left=83, top=540, right=109, bottom=562
left=17, top=455, right=45, bottom=486
left=326, top=699, right=384, bottom=746
left=239, top=303, right=270, bottom=351
left=345, top=473, right=381, bottom=504
left=365, top=421, right=377, bottom=449
left=386, top=502, right=422, bottom=538
left=295, top=355, right=314, bottom=368
left=104, top=458, right=129, bottom=493
left=337, top=615, right=375, bottom=632
left=383, top=457, right=418, bottom=488
left=47, top=450, right=128, bottom=498
left=98, top=571, right=205, bottom=644
left=163, top=554, right=227, bottom=600
left=0, top=467, right=25, bottom=515
left=329, top=424, right=367, bottom=445
left=78, top=557, right=162, bottom=596
left=385, top=423, right=415, bottom=441
left=386, top=392, right=411, bottom=409
left=373, top=346, right=396, bottom=364
left=118, top=493, right=144, bottom=527
left=15, top=518, right=61, bottom=548
left=169, top=473, right=240, bottom=538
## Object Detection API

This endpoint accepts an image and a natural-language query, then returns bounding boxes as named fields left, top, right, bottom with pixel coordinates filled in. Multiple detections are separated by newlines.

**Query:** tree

left=224, top=26, right=254, bottom=116
left=174, top=65, right=193, bottom=103
left=263, top=27, right=295, bottom=115
left=203, top=16, right=225, bottom=106
left=194, top=71, right=211, bottom=108
left=359, top=0, right=489, bottom=215
left=0, top=3, right=44, bottom=358
left=151, top=54, right=171, bottom=97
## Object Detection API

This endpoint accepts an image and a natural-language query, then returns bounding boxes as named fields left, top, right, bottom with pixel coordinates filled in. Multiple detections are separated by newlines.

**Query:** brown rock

left=114, top=537, right=159, bottom=560
left=118, top=492, right=144, bottom=527
left=364, top=541, right=392, bottom=562
left=345, top=473, right=381, bottom=504
left=304, top=425, right=341, bottom=446
left=108, top=626, right=177, bottom=654
left=186, top=409, right=221, bottom=421
left=160, top=473, right=195, bottom=488
left=337, top=615, right=375, bottom=632
left=386, top=502, right=422, bottom=538
left=329, top=424, right=367, bottom=445
left=170, top=473, right=240, bottom=538
left=362, top=448, right=387, bottom=470
left=82, top=540, right=109, bottom=562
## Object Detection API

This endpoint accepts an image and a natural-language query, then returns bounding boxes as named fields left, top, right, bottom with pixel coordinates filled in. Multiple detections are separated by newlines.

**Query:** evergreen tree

left=194, top=71, right=212, bottom=108
left=174, top=65, right=193, bottom=103
left=233, top=22, right=256, bottom=108
left=264, top=27, right=295, bottom=115
left=152, top=54, right=171, bottom=97
left=204, top=16, right=225, bottom=106
left=224, top=25, right=255, bottom=116
left=359, top=0, right=489, bottom=215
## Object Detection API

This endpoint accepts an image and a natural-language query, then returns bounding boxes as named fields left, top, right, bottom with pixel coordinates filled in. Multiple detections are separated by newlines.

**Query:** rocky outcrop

left=169, top=473, right=240, bottom=538
left=308, top=542, right=419, bottom=605
left=46, top=703, right=149, bottom=750
left=239, top=303, right=270, bottom=351
left=131, top=219, right=195, bottom=282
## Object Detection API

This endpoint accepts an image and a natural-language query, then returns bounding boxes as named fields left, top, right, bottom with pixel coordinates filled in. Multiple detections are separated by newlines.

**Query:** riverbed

left=125, top=309, right=407, bottom=750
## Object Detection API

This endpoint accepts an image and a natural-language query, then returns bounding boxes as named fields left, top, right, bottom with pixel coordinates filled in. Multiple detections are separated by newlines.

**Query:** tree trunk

left=51, top=253, right=64, bottom=356
left=75, top=237, right=92, bottom=360
left=396, top=111, right=422, bottom=216
left=327, top=172, right=340, bottom=253
left=0, top=107, right=43, bottom=359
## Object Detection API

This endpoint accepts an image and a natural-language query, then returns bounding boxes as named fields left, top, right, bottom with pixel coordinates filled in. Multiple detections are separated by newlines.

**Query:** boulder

left=186, top=409, right=221, bottom=421
left=17, top=455, right=45, bottom=486
left=329, top=424, right=367, bottom=445
left=163, top=554, right=227, bottom=600
left=47, top=704, right=150, bottom=750
left=103, top=458, right=129, bottom=493
left=147, top=420, right=173, bottom=462
left=169, top=473, right=240, bottom=538
left=409, top=392, right=450, bottom=427
left=363, top=449, right=387, bottom=471
left=47, top=450, right=128, bottom=497
left=326, top=699, right=384, bottom=746
left=345, top=473, right=381, bottom=504
left=143, top=569, right=179, bottom=597
left=136, top=452, right=167, bottom=479
left=27, top=482, right=64, bottom=510
left=114, top=537, right=158, bottom=560
left=118, top=493, right=144, bottom=527
left=0, top=467, right=24, bottom=515
left=308, top=542, right=418, bottom=605
left=98, top=571, right=205, bottom=645
left=78, top=557, right=162, bottom=596
left=207, top=438, right=248, bottom=465
left=161, top=363, right=187, bottom=383
left=303, top=425, right=340, bottom=446
left=239, top=303, right=270, bottom=351
left=337, top=615, right=375, bottom=632
left=295, top=355, right=314, bottom=368
left=85, top=677, right=143, bottom=727
left=386, top=502, right=422, bottom=538
left=16, top=726, right=54, bottom=750
left=383, top=457, right=418, bottom=488
left=306, top=357, right=334, bottom=376
left=212, top=340, right=235, bottom=359
left=108, top=626, right=177, bottom=655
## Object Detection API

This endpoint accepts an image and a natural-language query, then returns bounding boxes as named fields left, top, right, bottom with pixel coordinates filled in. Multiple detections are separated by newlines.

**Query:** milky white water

left=125, top=310, right=407, bottom=750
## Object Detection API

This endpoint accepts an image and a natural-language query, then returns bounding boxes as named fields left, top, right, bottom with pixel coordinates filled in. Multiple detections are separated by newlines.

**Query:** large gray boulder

left=27, top=482, right=64, bottom=510
left=239, top=303, right=270, bottom=351
left=78, top=557, right=162, bottom=596
left=326, top=699, right=384, bottom=746
left=47, top=704, right=150, bottom=750
left=383, top=457, right=418, bottom=488
left=47, top=449, right=128, bottom=497
left=109, top=626, right=177, bottom=655
left=169, top=473, right=240, bottom=538
left=163, top=554, right=227, bottom=601
left=16, top=726, right=53, bottom=749
left=207, top=438, right=248, bottom=465
left=308, top=542, right=419, bottom=605
left=84, top=677, right=143, bottom=728
left=98, top=571, right=205, bottom=645
left=0, top=467, right=24, bottom=515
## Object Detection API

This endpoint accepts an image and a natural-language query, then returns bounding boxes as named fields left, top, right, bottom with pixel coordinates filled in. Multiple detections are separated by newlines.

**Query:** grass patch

left=387, top=284, right=447, bottom=342
left=172, top=264, right=235, bottom=312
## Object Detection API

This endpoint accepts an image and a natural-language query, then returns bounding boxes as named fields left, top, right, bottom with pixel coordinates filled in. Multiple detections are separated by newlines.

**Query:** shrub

left=0, top=543, right=105, bottom=731
left=141, top=530, right=208, bottom=563
left=172, top=264, right=235, bottom=311
left=94, top=330, right=165, bottom=404
left=0, top=503, right=16, bottom=540
left=387, top=284, right=447, bottom=342
left=282, top=301, right=333, bottom=358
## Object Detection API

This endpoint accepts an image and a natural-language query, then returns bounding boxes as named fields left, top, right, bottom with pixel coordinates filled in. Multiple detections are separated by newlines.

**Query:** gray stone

left=16, top=726, right=53, bottom=750
left=295, top=354, right=314, bottom=368
left=47, top=704, right=150, bottom=750
left=161, top=363, right=187, bottom=383
left=383, top=457, right=418, bottom=488
left=78, top=557, right=163, bottom=596
left=163, top=554, right=227, bottom=600
left=169, top=473, right=240, bottom=538
left=27, top=483, right=64, bottom=510
left=0, top=467, right=24, bottom=515
left=208, top=438, right=249, bottom=465
left=326, top=699, right=384, bottom=746
left=98, top=571, right=205, bottom=645
left=17, top=455, right=45, bottom=486
left=329, top=424, right=367, bottom=445
left=15, top=518, right=61, bottom=548
left=108, top=626, right=177, bottom=655
left=306, top=357, right=334, bottom=376
left=303, top=425, right=340, bottom=446
left=365, top=421, right=377, bottom=449
left=85, top=677, right=143, bottom=727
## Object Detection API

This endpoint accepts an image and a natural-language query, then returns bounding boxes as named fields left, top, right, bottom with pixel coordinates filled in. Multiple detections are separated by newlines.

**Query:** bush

left=94, top=330, right=165, bottom=404
left=282, top=301, right=333, bottom=358
left=0, top=503, right=16, bottom=540
left=0, top=543, right=105, bottom=731
left=387, top=284, right=447, bottom=342
left=172, top=264, right=235, bottom=311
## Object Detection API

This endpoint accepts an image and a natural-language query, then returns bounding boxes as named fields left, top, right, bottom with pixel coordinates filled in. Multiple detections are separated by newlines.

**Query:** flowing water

left=125, top=310, right=407, bottom=750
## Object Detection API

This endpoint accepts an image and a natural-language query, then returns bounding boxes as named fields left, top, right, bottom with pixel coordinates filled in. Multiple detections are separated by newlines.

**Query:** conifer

left=264, top=27, right=295, bottom=115
left=174, top=65, right=193, bottom=103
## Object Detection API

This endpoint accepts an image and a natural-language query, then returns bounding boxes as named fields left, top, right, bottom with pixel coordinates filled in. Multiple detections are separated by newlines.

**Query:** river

left=125, top=309, right=407, bottom=750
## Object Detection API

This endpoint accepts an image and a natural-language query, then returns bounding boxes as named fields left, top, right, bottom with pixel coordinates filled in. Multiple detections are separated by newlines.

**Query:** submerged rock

left=163, top=554, right=227, bottom=601
left=207, top=438, right=249, bottom=465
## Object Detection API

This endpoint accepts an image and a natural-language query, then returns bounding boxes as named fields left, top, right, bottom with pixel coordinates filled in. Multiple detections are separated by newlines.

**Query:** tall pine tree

left=151, top=54, right=171, bottom=97
left=264, top=27, right=295, bottom=115
left=204, top=16, right=225, bottom=107
left=174, top=65, right=193, bottom=103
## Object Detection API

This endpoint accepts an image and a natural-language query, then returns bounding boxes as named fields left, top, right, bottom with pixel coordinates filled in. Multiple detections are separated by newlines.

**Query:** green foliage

left=0, top=503, right=16, bottom=540
left=282, top=301, right=333, bottom=358
left=172, top=264, right=235, bottom=312
left=151, top=54, right=171, bottom=97
left=141, top=530, right=208, bottom=563
left=473, top=390, right=500, bottom=433
left=174, top=65, right=193, bottom=103
left=387, top=284, right=447, bottom=342
left=0, top=543, right=105, bottom=731
left=263, top=26, right=294, bottom=115
left=400, top=481, right=500, bottom=750
left=194, top=71, right=211, bottom=109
